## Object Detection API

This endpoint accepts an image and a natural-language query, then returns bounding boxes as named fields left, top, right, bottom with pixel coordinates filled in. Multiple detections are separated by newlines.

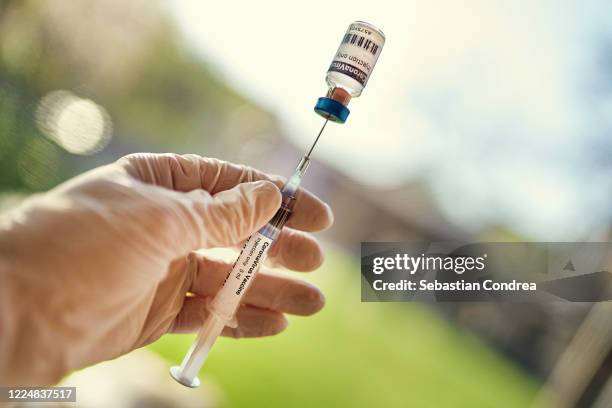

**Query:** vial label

left=328, top=22, right=385, bottom=87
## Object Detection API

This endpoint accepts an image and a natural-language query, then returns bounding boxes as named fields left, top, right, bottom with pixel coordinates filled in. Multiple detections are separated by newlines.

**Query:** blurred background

left=2, top=0, right=612, bottom=406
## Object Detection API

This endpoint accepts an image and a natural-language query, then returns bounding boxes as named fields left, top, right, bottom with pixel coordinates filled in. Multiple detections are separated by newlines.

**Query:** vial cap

left=314, top=97, right=350, bottom=123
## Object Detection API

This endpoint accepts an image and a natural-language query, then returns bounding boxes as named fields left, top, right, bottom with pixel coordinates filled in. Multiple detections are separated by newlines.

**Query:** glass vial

left=325, top=21, right=386, bottom=98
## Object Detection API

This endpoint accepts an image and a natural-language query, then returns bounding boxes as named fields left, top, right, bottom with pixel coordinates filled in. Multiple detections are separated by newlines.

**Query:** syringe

left=170, top=20, right=384, bottom=388
left=169, top=120, right=327, bottom=388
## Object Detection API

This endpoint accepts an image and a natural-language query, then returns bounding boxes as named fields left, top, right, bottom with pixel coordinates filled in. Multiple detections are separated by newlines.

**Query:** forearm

left=0, top=216, right=68, bottom=386
left=0, top=245, right=18, bottom=385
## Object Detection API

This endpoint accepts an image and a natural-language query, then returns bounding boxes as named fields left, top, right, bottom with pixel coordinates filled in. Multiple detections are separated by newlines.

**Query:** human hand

left=0, top=153, right=332, bottom=385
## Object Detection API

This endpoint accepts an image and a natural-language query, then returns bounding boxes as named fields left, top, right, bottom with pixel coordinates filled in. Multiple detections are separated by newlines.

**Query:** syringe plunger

left=169, top=313, right=225, bottom=388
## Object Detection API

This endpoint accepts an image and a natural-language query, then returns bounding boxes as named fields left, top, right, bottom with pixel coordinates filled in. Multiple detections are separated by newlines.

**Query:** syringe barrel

left=171, top=215, right=286, bottom=387
left=210, top=192, right=295, bottom=320
left=172, top=162, right=306, bottom=387
left=210, top=230, right=275, bottom=319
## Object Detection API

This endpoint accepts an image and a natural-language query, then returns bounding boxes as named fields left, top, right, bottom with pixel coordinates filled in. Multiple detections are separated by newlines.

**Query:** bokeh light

left=36, top=90, right=112, bottom=155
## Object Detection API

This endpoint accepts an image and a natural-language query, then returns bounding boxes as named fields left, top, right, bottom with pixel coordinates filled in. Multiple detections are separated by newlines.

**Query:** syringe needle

left=305, top=118, right=329, bottom=159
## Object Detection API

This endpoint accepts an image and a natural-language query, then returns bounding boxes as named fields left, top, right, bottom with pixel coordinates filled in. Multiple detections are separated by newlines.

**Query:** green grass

left=150, top=250, right=540, bottom=407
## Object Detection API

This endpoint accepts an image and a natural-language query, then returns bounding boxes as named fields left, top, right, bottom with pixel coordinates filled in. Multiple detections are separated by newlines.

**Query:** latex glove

left=0, top=153, right=333, bottom=386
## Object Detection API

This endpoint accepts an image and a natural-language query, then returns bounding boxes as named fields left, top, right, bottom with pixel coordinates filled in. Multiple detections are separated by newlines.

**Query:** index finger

left=118, top=153, right=333, bottom=232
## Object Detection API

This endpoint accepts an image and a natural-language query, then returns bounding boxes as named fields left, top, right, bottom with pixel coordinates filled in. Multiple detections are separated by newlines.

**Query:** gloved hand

left=0, top=153, right=333, bottom=386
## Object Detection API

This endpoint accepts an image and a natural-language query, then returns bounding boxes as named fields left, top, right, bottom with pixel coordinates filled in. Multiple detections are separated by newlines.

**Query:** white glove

left=0, top=153, right=333, bottom=386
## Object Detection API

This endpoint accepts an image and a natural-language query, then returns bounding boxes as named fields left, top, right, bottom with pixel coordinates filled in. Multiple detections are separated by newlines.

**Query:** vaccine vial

left=314, top=21, right=385, bottom=123
left=327, top=21, right=385, bottom=97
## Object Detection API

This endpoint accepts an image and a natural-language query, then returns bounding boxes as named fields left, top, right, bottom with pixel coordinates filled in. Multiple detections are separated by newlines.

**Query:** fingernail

left=268, top=314, right=289, bottom=335
left=288, top=283, right=326, bottom=316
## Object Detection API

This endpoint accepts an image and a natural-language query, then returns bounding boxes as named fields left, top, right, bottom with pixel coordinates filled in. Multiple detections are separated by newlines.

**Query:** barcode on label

left=342, top=33, right=380, bottom=55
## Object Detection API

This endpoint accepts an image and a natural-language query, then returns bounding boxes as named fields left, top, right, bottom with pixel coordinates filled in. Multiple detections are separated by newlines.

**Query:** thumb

left=189, top=180, right=281, bottom=248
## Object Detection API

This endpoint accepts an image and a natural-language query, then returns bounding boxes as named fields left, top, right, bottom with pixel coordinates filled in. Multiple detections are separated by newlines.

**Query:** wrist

left=0, top=223, right=67, bottom=385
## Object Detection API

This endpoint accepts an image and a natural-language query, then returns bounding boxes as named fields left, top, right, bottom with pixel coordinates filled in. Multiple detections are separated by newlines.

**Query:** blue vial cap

left=314, top=97, right=350, bottom=124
